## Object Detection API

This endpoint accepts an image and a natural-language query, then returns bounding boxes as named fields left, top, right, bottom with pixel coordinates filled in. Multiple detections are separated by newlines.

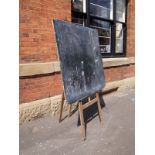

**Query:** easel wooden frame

left=59, top=90, right=103, bottom=140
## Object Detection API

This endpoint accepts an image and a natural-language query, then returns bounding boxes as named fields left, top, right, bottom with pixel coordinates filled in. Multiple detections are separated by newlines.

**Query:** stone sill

left=19, top=57, right=135, bottom=77
left=103, top=57, right=135, bottom=68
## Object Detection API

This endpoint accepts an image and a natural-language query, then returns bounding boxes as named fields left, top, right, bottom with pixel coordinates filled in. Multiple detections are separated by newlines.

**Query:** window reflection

left=91, top=19, right=111, bottom=54
left=116, top=0, right=126, bottom=22
left=90, top=0, right=113, bottom=20
left=115, top=23, right=124, bottom=53
left=72, top=0, right=86, bottom=13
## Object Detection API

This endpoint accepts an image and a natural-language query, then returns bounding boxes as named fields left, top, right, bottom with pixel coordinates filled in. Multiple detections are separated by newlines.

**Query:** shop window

left=72, top=0, right=127, bottom=58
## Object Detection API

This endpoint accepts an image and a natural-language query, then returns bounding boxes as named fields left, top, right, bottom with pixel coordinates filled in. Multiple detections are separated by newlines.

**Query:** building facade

left=19, top=0, right=135, bottom=124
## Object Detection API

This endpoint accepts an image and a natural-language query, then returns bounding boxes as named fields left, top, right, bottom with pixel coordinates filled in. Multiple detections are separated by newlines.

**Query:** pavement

left=19, top=89, right=135, bottom=155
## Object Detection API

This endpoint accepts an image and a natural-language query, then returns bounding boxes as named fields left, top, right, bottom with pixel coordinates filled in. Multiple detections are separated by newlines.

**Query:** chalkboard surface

left=53, top=19, right=105, bottom=104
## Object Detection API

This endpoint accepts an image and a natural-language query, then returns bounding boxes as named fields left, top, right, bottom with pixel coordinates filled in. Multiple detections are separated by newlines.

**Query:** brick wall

left=127, top=0, right=135, bottom=56
left=20, top=0, right=71, bottom=63
left=20, top=73, right=63, bottom=103
left=19, top=64, right=134, bottom=103
left=105, top=64, right=134, bottom=82
left=19, top=0, right=135, bottom=104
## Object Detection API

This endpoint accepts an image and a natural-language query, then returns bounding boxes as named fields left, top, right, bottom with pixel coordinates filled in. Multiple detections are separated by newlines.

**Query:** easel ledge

left=59, top=91, right=103, bottom=140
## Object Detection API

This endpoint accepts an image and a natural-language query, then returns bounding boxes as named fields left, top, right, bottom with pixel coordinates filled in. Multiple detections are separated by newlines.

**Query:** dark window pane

left=90, top=0, right=113, bottom=19
left=116, top=0, right=126, bottom=22
left=91, top=19, right=111, bottom=53
left=72, top=0, right=86, bottom=13
left=72, top=12, right=87, bottom=26
left=115, top=23, right=123, bottom=53
left=99, top=37, right=110, bottom=45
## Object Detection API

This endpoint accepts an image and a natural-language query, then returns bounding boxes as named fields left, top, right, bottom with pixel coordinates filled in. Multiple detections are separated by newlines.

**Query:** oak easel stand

left=59, top=90, right=103, bottom=140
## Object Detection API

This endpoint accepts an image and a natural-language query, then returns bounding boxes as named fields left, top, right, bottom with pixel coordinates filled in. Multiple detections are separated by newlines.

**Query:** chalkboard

left=53, top=19, right=105, bottom=104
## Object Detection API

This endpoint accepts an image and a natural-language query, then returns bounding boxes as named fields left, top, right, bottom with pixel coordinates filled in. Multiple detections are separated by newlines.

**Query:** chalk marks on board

left=53, top=19, right=105, bottom=104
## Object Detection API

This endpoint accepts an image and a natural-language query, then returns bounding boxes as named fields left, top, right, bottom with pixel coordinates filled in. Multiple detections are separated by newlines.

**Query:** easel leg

left=68, top=104, right=72, bottom=118
left=79, top=102, right=86, bottom=140
left=96, top=92, right=103, bottom=124
left=59, top=91, right=65, bottom=123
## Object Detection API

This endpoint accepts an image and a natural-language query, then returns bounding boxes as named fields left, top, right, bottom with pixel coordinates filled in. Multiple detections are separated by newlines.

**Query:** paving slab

left=20, top=89, right=135, bottom=155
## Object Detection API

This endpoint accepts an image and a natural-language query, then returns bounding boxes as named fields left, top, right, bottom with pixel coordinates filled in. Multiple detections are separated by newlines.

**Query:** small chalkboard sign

left=53, top=19, right=105, bottom=104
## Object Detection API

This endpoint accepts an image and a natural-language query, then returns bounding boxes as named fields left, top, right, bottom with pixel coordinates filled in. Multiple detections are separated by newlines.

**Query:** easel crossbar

left=82, top=98, right=97, bottom=110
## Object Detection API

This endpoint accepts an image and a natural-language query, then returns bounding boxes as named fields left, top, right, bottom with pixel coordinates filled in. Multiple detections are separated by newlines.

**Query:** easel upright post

left=68, top=104, right=72, bottom=118
left=59, top=91, right=65, bottom=122
left=79, top=102, right=86, bottom=140
left=59, top=90, right=73, bottom=122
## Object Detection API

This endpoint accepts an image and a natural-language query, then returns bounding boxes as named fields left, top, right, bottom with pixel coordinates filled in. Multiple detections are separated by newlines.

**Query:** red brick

left=20, top=73, right=63, bottom=103
left=20, top=0, right=71, bottom=63
left=104, top=65, right=135, bottom=82
left=127, top=0, right=135, bottom=57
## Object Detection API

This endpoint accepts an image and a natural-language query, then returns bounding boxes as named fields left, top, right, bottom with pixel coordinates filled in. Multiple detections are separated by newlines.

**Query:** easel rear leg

left=96, top=92, right=103, bottom=124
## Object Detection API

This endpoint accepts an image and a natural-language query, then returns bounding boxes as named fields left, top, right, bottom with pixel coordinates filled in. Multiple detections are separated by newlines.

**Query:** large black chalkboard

left=53, top=19, right=105, bottom=104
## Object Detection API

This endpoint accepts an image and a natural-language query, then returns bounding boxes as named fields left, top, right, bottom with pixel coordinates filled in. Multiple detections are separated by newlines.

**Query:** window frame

left=72, top=0, right=128, bottom=58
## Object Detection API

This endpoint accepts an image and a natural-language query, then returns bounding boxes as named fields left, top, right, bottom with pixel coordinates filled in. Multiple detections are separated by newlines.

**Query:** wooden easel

left=59, top=90, right=103, bottom=140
